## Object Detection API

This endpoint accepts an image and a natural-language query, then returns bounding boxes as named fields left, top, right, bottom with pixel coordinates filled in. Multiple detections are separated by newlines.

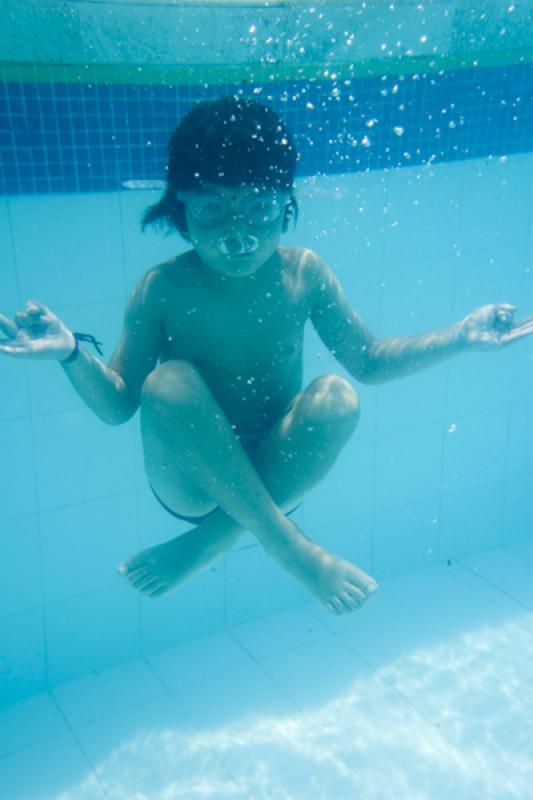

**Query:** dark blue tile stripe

left=1, top=64, right=532, bottom=194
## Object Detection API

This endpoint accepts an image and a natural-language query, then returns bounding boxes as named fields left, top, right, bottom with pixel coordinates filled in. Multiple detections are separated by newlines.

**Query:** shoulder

left=278, top=246, right=329, bottom=285
left=132, top=251, right=195, bottom=310
left=278, top=247, right=334, bottom=311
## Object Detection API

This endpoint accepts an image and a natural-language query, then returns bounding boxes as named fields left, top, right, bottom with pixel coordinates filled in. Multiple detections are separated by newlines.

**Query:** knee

left=306, top=374, right=360, bottom=429
left=140, top=360, right=205, bottom=408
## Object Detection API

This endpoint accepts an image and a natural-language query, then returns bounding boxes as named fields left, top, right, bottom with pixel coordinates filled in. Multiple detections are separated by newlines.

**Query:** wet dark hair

left=141, top=95, right=298, bottom=240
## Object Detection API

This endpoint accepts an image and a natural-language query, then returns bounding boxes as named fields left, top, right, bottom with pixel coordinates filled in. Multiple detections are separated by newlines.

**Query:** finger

left=14, top=311, right=34, bottom=329
left=27, top=299, right=53, bottom=316
left=0, top=314, right=18, bottom=339
left=0, top=340, right=37, bottom=357
left=502, top=320, right=533, bottom=344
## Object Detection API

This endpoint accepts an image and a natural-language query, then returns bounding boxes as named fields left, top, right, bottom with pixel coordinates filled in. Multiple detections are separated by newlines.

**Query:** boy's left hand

left=459, top=303, right=533, bottom=350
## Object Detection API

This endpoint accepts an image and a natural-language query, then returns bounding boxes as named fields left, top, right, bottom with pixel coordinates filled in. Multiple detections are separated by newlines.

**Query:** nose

left=217, top=234, right=259, bottom=256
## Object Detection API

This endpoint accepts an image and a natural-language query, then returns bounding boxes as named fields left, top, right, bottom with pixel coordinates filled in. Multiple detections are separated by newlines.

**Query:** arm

left=0, top=271, right=164, bottom=425
left=61, top=270, right=164, bottom=424
left=310, top=254, right=533, bottom=384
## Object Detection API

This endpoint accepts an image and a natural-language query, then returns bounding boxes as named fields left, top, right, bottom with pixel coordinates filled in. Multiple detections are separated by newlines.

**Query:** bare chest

left=158, top=265, right=311, bottom=376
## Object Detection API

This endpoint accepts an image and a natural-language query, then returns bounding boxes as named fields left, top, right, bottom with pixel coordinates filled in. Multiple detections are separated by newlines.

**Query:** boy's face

left=181, top=182, right=290, bottom=281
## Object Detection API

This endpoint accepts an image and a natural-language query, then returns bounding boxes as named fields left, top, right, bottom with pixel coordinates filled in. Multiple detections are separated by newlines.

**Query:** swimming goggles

left=177, top=189, right=288, bottom=228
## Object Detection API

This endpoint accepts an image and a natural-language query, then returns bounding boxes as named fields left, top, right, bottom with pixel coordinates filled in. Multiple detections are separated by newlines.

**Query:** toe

left=121, top=564, right=145, bottom=580
left=137, top=577, right=160, bottom=592
left=149, top=585, right=168, bottom=599
left=340, top=590, right=360, bottom=611
left=346, top=584, right=366, bottom=604
left=130, top=572, right=152, bottom=590
left=325, top=600, right=342, bottom=616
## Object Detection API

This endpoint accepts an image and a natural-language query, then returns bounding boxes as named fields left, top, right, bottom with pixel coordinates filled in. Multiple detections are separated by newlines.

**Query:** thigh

left=141, top=408, right=219, bottom=518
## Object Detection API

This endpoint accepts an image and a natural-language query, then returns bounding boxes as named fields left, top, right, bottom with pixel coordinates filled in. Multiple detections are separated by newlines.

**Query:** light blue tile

left=260, top=635, right=371, bottom=710
left=140, top=562, right=225, bottom=653
left=508, top=537, right=533, bottom=564
left=373, top=496, right=441, bottom=579
left=0, top=691, right=70, bottom=757
left=506, top=401, right=533, bottom=478
left=383, top=160, right=462, bottom=264
left=440, top=481, right=504, bottom=560
left=325, top=170, right=387, bottom=271
left=10, top=193, right=126, bottom=307
left=499, top=336, right=533, bottom=402
left=380, top=253, right=456, bottom=337
left=0, top=355, right=29, bottom=422
left=46, top=585, right=141, bottom=686
left=338, top=598, right=445, bottom=672
left=441, top=408, right=507, bottom=492
left=338, top=262, right=384, bottom=334
left=446, top=352, right=515, bottom=418
left=136, top=485, right=190, bottom=552
left=457, top=156, right=533, bottom=252
left=0, top=198, right=19, bottom=310
left=73, top=693, right=192, bottom=767
left=53, top=657, right=167, bottom=727
left=375, top=368, right=446, bottom=435
left=0, top=608, right=46, bottom=707
left=230, top=605, right=331, bottom=661
left=289, top=172, right=387, bottom=273
left=458, top=547, right=533, bottom=609
left=26, top=300, right=124, bottom=416
left=374, top=422, right=443, bottom=510
left=379, top=559, right=487, bottom=611
left=408, top=579, right=527, bottom=644
left=172, top=660, right=298, bottom=728
left=224, top=544, right=306, bottom=626
left=306, top=513, right=373, bottom=577
left=32, top=408, right=136, bottom=510
left=146, top=629, right=255, bottom=692
left=0, top=514, right=42, bottom=616
left=119, top=189, right=187, bottom=290
left=0, top=732, right=103, bottom=800
left=41, top=493, right=138, bottom=603
left=452, top=244, right=525, bottom=317
left=303, top=434, right=375, bottom=528
left=0, top=417, right=37, bottom=521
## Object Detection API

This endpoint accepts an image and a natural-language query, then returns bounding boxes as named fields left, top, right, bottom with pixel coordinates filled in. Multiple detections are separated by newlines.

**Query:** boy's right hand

left=0, top=300, right=76, bottom=361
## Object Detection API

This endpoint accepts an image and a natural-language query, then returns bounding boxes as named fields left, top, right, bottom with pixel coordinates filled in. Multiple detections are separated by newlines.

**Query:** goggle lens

left=180, top=190, right=284, bottom=227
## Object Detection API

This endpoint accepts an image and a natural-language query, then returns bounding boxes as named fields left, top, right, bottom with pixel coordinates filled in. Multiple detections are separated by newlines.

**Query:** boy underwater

left=1, top=96, right=532, bottom=616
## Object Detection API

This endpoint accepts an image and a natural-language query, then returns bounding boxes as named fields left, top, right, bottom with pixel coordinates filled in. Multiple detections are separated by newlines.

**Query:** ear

left=282, top=202, right=293, bottom=233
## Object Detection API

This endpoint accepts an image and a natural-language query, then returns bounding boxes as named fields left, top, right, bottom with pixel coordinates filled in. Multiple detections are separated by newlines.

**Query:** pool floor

left=1, top=539, right=532, bottom=800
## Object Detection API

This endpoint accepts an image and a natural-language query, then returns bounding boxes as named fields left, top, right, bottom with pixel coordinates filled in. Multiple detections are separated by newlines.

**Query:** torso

left=154, top=246, right=317, bottom=447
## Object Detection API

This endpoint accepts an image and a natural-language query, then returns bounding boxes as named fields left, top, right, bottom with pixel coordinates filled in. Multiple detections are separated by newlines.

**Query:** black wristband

left=61, top=332, right=104, bottom=364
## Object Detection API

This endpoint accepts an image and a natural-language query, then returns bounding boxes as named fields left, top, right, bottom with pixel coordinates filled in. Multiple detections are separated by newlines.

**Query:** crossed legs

left=119, top=360, right=378, bottom=614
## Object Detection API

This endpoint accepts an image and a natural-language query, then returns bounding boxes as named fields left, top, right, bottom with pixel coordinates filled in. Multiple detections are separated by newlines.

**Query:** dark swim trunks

left=150, top=484, right=302, bottom=524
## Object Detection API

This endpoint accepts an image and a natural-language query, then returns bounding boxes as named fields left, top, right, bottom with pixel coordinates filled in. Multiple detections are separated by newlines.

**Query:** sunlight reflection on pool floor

left=52, top=553, right=533, bottom=800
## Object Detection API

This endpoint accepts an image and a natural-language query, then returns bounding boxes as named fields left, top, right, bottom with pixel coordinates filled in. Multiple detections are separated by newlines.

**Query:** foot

left=118, top=531, right=216, bottom=599
left=275, top=533, right=379, bottom=615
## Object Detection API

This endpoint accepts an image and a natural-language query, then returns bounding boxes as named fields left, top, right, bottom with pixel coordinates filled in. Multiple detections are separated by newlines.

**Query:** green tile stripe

left=1, top=48, right=532, bottom=85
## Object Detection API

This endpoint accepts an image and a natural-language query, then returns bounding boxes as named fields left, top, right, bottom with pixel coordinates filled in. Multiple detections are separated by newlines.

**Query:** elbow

left=351, top=353, right=380, bottom=385
left=104, top=413, right=132, bottom=427
left=98, top=398, right=139, bottom=426
left=106, top=405, right=138, bottom=426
